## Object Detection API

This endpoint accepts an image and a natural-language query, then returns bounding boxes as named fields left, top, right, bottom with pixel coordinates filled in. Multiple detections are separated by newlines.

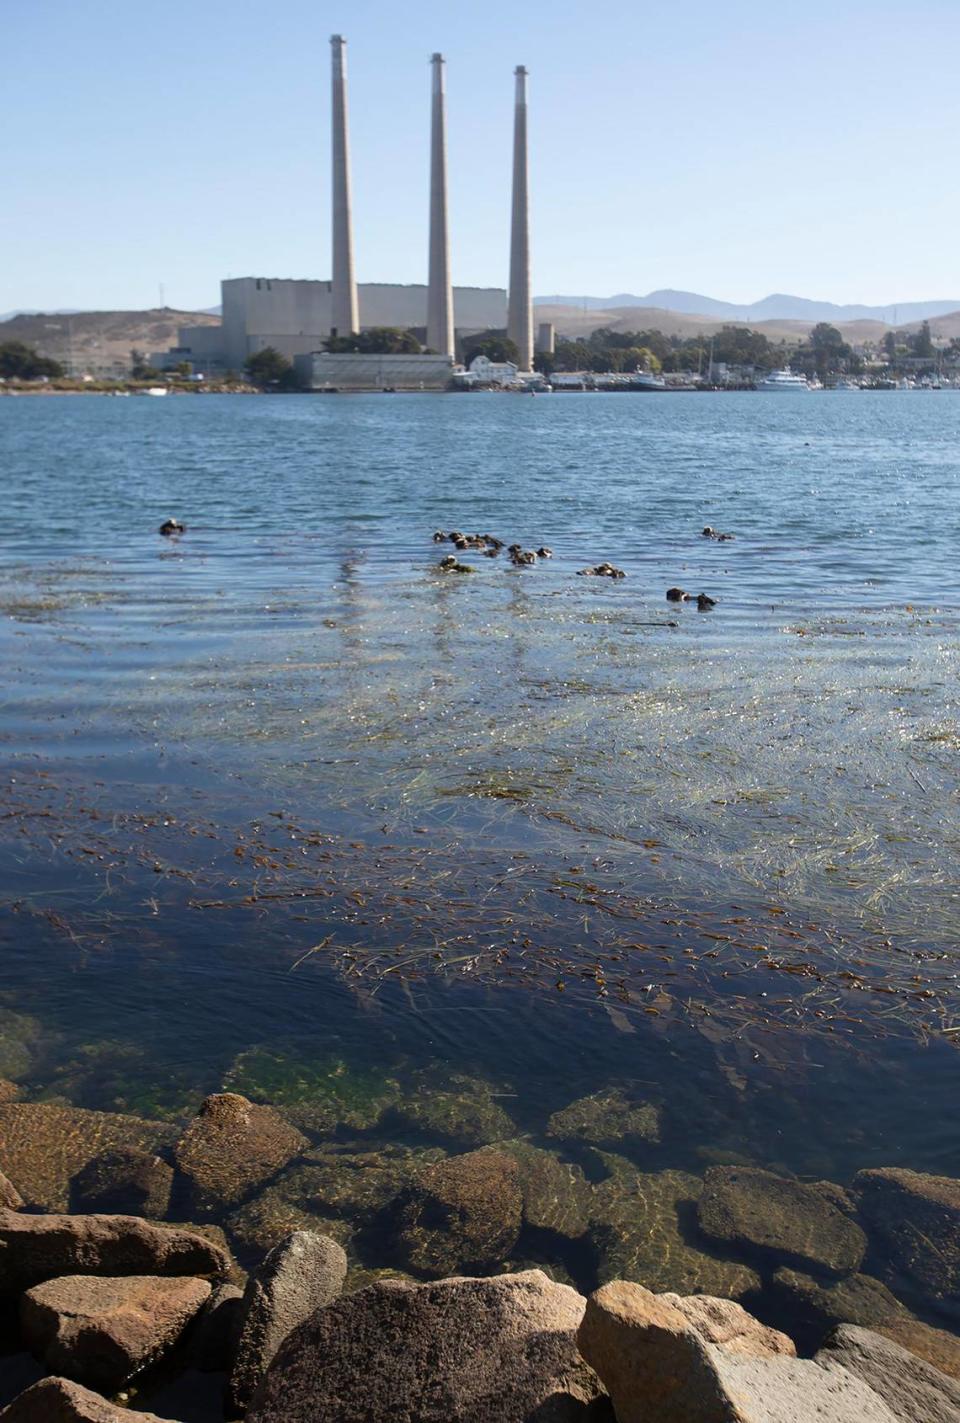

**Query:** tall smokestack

left=507, top=65, right=532, bottom=371
left=330, top=34, right=359, bottom=336
left=427, top=54, right=454, bottom=358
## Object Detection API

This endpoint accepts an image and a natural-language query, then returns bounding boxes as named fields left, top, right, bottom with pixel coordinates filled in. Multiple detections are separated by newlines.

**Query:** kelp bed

left=1, top=538, right=960, bottom=1183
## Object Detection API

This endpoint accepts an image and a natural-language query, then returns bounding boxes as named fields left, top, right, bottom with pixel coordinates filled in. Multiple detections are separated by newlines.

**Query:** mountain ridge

left=534, top=290, right=960, bottom=324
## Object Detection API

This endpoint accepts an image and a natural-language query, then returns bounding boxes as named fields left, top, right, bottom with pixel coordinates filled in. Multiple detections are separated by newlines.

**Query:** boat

left=755, top=369, right=810, bottom=392
left=628, top=372, right=667, bottom=391
left=144, top=386, right=168, bottom=397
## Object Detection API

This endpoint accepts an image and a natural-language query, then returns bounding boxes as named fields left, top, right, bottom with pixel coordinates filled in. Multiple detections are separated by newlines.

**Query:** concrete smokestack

left=330, top=34, right=359, bottom=335
left=427, top=54, right=454, bottom=358
left=507, top=65, right=532, bottom=371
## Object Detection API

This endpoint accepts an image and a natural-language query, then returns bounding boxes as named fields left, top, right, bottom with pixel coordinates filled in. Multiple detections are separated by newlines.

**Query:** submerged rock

left=20, top=1273, right=210, bottom=1392
left=0, top=1104, right=174, bottom=1213
left=773, top=1266, right=907, bottom=1331
left=546, top=1088, right=661, bottom=1150
left=393, top=1148, right=523, bottom=1277
left=0, top=1009, right=39, bottom=1081
left=227, top=1186, right=354, bottom=1259
left=497, top=1141, right=593, bottom=1240
left=0, top=1376, right=179, bottom=1422
left=388, top=1071, right=516, bottom=1147
left=226, top=1144, right=438, bottom=1256
left=588, top=1157, right=760, bottom=1299
left=71, top=1149, right=173, bottom=1219
left=227, top=1231, right=347, bottom=1414
left=577, top=1280, right=896, bottom=1423
left=854, top=1167, right=960, bottom=1300
left=817, top=1323, right=960, bottom=1423
left=0, top=1211, right=228, bottom=1293
left=697, top=1165, right=867, bottom=1276
left=246, top=1270, right=607, bottom=1423
left=173, top=1093, right=307, bottom=1215
left=225, top=1048, right=400, bottom=1135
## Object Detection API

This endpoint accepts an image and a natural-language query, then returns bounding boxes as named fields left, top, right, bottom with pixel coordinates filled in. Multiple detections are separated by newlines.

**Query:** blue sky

left=5, top=0, right=959, bottom=311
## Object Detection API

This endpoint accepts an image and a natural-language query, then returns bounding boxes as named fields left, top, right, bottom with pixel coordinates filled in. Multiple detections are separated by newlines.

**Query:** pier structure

left=507, top=66, right=533, bottom=372
left=427, top=54, right=455, bottom=359
left=330, top=34, right=359, bottom=336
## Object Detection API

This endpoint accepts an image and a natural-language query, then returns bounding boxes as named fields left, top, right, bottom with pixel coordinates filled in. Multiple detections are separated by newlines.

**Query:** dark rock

left=0, top=1211, right=228, bottom=1294
left=71, top=1150, right=173, bottom=1219
left=698, top=1165, right=867, bottom=1276
left=189, top=1282, right=243, bottom=1373
left=577, top=1280, right=896, bottom=1423
left=173, top=1093, right=307, bottom=1215
left=0, top=1170, right=22, bottom=1211
left=855, top=1167, right=960, bottom=1300
left=0, top=1376, right=178, bottom=1421
left=247, top=1269, right=608, bottom=1423
left=393, top=1148, right=522, bottom=1276
left=588, top=1158, right=760, bottom=1299
left=226, top=1230, right=347, bottom=1414
left=817, top=1323, right=960, bottom=1423
left=0, top=1104, right=174, bottom=1213
left=20, top=1274, right=210, bottom=1392
left=696, top=593, right=716, bottom=610
left=547, top=1088, right=660, bottom=1149
left=773, top=1266, right=907, bottom=1330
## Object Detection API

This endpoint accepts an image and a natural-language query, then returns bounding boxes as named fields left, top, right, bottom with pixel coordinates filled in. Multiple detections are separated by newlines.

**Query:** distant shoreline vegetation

left=1, top=318, right=956, bottom=395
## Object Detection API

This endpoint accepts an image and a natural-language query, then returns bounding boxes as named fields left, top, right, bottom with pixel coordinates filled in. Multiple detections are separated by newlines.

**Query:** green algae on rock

left=546, top=1088, right=661, bottom=1150
left=588, top=1154, right=760, bottom=1299
left=387, top=1071, right=517, bottom=1148
left=225, top=1048, right=401, bottom=1135
left=0, top=1103, right=175, bottom=1213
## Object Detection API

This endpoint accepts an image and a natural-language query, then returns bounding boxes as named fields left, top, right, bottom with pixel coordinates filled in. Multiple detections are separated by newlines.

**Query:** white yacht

left=756, top=369, right=810, bottom=391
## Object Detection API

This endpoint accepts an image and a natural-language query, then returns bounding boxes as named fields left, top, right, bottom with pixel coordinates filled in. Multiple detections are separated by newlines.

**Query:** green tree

left=0, top=341, right=64, bottom=379
left=245, top=347, right=297, bottom=388
left=324, top=327, right=421, bottom=355
left=463, top=333, right=520, bottom=366
left=913, top=320, right=935, bottom=360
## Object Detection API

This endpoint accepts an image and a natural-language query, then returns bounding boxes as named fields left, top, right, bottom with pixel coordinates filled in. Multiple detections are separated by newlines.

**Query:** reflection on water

left=1, top=391, right=960, bottom=1342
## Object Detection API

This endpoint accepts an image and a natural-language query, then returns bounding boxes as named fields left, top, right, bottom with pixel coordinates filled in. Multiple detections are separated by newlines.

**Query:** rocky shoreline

left=0, top=1086, right=959, bottom=1419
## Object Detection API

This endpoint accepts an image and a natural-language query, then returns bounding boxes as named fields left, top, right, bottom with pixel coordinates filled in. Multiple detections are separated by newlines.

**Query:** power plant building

left=163, top=279, right=506, bottom=375
left=158, top=38, right=529, bottom=386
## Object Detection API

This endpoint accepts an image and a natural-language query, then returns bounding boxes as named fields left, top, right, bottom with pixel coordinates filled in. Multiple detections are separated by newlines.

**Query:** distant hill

left=0, top=308, right=221, bottom=375
left=532, top=303, right=960, bottom=345
left=535, top=290, right=960, bottom=324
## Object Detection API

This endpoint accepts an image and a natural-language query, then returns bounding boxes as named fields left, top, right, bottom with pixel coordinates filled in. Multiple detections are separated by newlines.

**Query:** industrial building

left=157, top=37, right=533, bottom=389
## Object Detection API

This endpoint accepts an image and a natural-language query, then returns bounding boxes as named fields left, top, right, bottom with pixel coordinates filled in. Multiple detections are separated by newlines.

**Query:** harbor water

left=2, top=390, right=960, bottom=1337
